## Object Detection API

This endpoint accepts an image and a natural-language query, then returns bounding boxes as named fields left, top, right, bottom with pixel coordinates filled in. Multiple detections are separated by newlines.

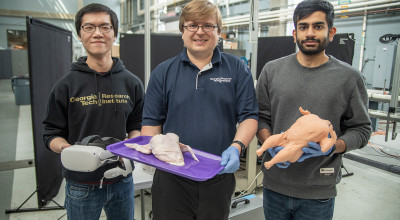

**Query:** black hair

left=293, top=0, right=334, bottom=29
left=75, top=3, right=118, bottom=37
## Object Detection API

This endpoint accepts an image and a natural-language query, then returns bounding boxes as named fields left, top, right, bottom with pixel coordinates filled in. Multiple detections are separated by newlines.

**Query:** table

left=133, top=162, right=154, bottom=220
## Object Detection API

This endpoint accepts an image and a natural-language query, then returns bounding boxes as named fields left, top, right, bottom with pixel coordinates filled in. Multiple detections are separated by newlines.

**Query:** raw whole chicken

left=125, top=133, right=199, bottom=166
left=256, top=107, right=337, bottom=169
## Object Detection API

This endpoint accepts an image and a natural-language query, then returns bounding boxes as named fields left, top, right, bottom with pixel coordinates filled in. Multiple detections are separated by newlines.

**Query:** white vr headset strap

left=100, top=157, right=133, bottom=188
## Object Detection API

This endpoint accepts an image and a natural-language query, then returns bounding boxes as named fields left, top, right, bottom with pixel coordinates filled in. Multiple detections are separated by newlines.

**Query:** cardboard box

left=112, top=44, right=120, bottom=58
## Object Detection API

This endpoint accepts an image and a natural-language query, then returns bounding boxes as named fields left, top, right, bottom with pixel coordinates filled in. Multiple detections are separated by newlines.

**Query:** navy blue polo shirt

left=143, top=47, right=258, bottom=156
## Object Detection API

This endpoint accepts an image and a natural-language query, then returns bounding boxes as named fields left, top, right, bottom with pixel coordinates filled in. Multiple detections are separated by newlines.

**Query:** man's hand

left=58, top=143, right=71, bottom=153
left=49, top=137, right=71, bottom=153
left=219, top=146, right=240, bottom=174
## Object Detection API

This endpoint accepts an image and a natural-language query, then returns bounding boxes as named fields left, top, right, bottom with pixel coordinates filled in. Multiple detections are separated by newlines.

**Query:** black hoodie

left=43, top=56, right=144, bottom=183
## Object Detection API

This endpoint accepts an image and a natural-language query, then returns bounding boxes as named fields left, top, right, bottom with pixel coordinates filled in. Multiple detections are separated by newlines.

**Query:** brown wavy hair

left=179, top=0, right=222, bottom=34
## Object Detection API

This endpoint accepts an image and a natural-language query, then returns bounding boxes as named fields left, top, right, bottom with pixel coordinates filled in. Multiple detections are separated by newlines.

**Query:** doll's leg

left=319, top=125, right=337, bottom=153
left=264, top=147, right=303, bottom=169
left=256, top=133, right=284, bottom=157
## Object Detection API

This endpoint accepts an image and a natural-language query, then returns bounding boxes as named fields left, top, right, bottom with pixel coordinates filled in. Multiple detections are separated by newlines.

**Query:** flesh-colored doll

left=257, top=107, right=337, bottom=169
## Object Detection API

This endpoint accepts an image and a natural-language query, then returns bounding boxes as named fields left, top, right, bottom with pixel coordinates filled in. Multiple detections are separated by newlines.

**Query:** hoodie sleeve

left=126, top=79, right=145, bottom=133
left=42, top=82, right=69, bottom=150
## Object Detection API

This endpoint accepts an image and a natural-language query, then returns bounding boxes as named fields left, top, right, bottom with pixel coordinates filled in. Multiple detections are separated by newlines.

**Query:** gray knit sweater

left=256, top=53, right=371, bottom=199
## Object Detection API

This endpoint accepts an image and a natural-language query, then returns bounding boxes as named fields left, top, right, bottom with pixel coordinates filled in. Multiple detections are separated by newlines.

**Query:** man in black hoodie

left=43, top=3, right=144, bottom=219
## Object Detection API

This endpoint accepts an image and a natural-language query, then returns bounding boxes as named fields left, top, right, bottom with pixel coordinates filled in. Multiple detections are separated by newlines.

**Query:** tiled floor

left=1, top=78, right=399, bottom=220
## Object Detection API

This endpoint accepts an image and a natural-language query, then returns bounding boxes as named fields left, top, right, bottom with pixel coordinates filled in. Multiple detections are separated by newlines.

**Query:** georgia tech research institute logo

left=210, top=77, right=232, bottom=83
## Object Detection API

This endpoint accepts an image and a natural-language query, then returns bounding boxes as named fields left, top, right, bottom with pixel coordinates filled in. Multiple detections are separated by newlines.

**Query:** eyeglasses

left=81, top=24, right=113, bottom=33
left=183, top=24, right=218, bottom=32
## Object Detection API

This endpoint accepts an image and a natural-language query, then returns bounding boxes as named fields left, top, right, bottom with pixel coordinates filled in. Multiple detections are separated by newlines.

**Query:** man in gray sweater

left=256, top=0, right=371, bottom=219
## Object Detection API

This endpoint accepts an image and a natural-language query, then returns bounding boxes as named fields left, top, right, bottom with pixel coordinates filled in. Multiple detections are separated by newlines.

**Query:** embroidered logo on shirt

left=210, top=77, right=232, bottom=83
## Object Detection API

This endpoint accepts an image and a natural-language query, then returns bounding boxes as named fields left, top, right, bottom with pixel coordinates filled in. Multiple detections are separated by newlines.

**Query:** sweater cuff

left=339, top=133, right=359, bottom=154
left=257, top=121, right=271, bottom=133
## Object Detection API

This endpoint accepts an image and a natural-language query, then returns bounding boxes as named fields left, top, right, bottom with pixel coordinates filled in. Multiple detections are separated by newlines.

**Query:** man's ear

left=292, top=29, right=297, bottom=43
left=328, top=27, right=337, bottom=42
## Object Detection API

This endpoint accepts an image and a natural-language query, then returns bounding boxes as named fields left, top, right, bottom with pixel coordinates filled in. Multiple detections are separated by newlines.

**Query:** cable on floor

left=235, top=170, right=263, bottom=197
left=367, top=131, right=400, bottom=159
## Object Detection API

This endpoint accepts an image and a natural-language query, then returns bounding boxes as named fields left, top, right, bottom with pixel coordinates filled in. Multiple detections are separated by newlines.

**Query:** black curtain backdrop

left=120, top=33, right=183, bottom=87
left=0, top=50, right=12, bottom=79
left=326, top=33, right=355, bottom=65
left=256, top=33, right=355, bottom=79
left=257, top=36, right=296, bottom=79
left=120, top=33, right=223, bottom=87
left=26, top=17, right=72, bottom=208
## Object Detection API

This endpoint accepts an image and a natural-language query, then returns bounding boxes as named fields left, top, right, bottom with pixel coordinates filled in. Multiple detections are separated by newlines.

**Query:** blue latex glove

left=219, top=146, right=240, bottom=174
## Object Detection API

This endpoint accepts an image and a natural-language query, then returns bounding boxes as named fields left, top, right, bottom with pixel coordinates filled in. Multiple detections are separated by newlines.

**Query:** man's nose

left=305, top=27, right=315, bottom=36
left=93, top=26, right=103, bottom=35
left=195, top=26, right=206, bottom=34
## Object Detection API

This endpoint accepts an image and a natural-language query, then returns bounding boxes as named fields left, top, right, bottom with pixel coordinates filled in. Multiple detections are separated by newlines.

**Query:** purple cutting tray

left=106, top=136, right=224, bottom=181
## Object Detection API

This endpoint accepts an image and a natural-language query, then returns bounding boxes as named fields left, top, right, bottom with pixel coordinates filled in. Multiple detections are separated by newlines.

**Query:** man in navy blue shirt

left=141, top=0, right=258, bottom=219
